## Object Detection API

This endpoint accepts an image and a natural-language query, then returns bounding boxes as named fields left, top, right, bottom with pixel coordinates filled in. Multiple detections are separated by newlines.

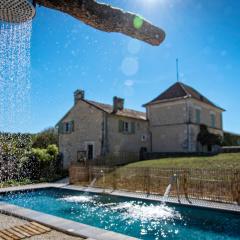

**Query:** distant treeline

left=223, top=132, right=240, bottom=146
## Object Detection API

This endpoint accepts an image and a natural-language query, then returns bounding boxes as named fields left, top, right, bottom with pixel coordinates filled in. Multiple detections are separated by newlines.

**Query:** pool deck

left=0, top=182, right=239, bottom=240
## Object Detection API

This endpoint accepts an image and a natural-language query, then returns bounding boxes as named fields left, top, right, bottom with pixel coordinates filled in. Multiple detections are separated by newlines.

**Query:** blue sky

left=6, top=0, right=240, bottom=133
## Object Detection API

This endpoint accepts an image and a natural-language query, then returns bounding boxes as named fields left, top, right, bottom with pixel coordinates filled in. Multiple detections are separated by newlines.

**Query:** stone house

left=144, top=82, right=224, bottom=153
left=57, top=82, right=224, bottom=168
left=57, top=90, right=149, bottom=169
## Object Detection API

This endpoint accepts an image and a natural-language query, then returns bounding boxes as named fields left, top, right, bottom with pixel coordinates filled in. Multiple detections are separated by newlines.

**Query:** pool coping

left=0, top=202, right=137, bottom=240
left=0, top=182, right=239, bottom=240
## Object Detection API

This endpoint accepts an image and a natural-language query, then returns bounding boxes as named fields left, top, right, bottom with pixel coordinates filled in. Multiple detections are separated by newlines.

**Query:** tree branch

left=35, top=0, right=165, bottom=46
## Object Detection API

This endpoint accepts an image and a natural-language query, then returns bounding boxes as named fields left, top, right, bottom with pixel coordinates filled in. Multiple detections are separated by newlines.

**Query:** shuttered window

left=195, top=109, right=201, bottom=124
left=131, top=122, right=135, bottom=134
left=119, top=120, right=135, bottom=134
left=119, top=120, right=124, bottom=132
left=210, top=113, right=216, bottom=128
left=58, top=121, right=75, bottom=134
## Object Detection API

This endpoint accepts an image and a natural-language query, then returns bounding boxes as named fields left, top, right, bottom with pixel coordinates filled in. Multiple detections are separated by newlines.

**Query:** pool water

left=0, top=188, right=239, bottom=240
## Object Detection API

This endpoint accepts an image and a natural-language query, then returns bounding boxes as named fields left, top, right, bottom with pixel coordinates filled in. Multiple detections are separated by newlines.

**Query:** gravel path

left=0, top=213, right=84, bottom=239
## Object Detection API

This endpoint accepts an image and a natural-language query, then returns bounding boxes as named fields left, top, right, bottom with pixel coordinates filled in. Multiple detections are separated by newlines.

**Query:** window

left=210, top=113, right=216, bottom=128
left=59, top=121, right=74, bottom=134
left=65, top=122, right=70, bottom=132
left=123, top=121, right=129, bottom=132
left=119, top=120, right=135, bottom=134
left=141, top=134, right=147, bottom=142
left=195, top=109, right=201, bottom=124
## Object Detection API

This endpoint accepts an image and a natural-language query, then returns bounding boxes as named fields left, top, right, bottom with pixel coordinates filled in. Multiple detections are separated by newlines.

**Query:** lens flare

left=133, top=16, right=143, bottom=29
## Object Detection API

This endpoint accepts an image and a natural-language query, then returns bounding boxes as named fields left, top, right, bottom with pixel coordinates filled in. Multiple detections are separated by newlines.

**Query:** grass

left=125, top=153, right=240, bottom=169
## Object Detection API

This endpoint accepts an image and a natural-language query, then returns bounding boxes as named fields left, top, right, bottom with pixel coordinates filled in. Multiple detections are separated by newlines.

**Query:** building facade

left=144, top=83, right=224, bottom=153
left=57, top=82, right=224, bottom=168
left=57, top=91, right=149, bottom=169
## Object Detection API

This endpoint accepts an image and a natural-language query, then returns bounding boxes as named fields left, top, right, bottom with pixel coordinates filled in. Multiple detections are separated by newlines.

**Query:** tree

left=197, top=125, right=223, bottom=150
left=223, top=132, right=240, bottom=146
left=32, top=127, right=58, bottom=149
left=35, top=0, right=165, bottom=46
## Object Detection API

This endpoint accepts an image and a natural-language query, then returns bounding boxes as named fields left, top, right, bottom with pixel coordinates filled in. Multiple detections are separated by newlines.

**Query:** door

left=87, top=144, right=94, bottom=160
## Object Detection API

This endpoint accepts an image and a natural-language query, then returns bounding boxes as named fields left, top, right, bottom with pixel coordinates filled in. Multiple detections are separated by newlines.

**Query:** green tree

left=223, top=132, right=240, bottom=146
left=197, top=125, right=223, bottom=150
left=32, top=127, right=58, bottom=149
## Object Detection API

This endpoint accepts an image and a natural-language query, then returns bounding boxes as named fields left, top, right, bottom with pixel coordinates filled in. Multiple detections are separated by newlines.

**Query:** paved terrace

left=0, top=213, right=84, bottom=240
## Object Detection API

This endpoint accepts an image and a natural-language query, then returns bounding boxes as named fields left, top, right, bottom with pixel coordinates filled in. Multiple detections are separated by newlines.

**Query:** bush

left=18, top=144, right=63, bottom=181
left=197, top=124, right=223, bottom=148
left=32, top=128, right=58, bottom=149
left=0, top=131, right=64, bottom=186
left=0, top=132, right=32, bottom=181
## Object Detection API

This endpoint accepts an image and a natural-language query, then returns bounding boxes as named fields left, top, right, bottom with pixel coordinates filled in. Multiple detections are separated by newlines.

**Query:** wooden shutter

left=196, top=109, right=201, bottom=124
left=71, top=120, right=75, bottom=132
left=131, top=122, right=135, bottom=134
left=119, top=120, right=124, bottom=132
left=58, top=123, right=64, bottom=134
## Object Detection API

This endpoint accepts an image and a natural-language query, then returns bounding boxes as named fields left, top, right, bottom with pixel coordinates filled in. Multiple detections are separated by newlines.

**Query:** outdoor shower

left=0, top=0, right=36, bottom=23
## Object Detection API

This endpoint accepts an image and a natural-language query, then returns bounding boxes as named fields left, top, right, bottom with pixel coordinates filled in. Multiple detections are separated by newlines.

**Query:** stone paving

left=0, top=213, right=84, bottom=239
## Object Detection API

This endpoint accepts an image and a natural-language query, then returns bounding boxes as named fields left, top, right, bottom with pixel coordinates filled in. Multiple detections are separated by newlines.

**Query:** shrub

left=197, top=124, right=223, bottom=148
left=32, top=127, right=58, bottom=149
left=19, top=144, right=62, bottom=181
left=0, top=132, right=32, bottom=181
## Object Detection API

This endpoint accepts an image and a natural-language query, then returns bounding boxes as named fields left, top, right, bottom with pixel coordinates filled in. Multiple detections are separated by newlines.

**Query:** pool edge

left=0, top=201, right=138, bottom=240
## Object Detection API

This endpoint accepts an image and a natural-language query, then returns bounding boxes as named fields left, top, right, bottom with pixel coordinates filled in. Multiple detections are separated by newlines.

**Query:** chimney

left=113, top=96, right=124, bottom=112
left=74, top=89, right=85, bottom=104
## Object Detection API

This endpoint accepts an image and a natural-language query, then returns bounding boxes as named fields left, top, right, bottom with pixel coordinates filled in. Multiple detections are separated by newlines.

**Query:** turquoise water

left=0, top=188, right=239, bottom=240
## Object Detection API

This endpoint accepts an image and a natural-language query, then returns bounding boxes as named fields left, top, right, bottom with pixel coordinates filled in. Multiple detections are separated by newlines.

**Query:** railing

left=70, top=164, right=240, bottom=204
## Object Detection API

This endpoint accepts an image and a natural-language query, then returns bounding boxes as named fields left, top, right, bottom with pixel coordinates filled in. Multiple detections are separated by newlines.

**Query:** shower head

left=0, top=0, right=35, bottom=24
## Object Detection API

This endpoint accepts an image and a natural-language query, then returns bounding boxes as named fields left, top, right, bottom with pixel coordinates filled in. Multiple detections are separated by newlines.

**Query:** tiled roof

left=85, top=100, right=146, bottom=120
left=144, top=82, right=225, bottom=111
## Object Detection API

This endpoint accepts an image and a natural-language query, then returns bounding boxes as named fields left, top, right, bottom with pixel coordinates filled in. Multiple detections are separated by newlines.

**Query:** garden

left=0, top=128, right=65, bottom=188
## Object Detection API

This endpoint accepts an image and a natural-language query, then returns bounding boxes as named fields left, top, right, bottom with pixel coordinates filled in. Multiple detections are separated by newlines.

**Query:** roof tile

left=144, top=82, right=224, bottom=111
left=86, top=100, right=146, bottom=120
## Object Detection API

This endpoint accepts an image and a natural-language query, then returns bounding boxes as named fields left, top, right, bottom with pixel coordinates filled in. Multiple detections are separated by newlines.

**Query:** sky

left=2, top=0, right=240, bottom=133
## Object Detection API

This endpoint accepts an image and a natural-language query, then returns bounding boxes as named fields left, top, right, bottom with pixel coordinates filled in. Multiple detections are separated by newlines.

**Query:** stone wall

left=147, top=98, right=223, bottom=153
left=107, top=115, right=150, bottom=154
left=189, top=98, right=223, bottom=130
left=59, top=100, right=103, bottom=169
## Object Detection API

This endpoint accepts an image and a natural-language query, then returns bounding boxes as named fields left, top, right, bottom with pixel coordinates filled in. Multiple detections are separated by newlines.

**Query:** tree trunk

left=35, top=0, right=165, bottom=46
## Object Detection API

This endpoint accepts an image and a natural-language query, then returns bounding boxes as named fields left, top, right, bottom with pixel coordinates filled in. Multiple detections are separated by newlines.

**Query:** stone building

left=57, top=82, right=224, bottom=168
left=57, top=90, right=149, bottom=169
left=144, top=82, right=224, bottom=153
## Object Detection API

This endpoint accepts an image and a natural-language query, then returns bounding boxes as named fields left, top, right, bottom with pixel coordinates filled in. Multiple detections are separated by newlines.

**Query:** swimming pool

left=0, top=188, right=239, bottom=240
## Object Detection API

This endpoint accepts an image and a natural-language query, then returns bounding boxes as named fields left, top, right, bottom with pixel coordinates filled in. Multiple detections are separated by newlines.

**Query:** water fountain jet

left=162, top=174, right=178, bottom=203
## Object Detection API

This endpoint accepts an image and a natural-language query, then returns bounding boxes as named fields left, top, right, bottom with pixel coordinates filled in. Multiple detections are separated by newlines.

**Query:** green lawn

left=125, top=153, right=240, bottom=169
